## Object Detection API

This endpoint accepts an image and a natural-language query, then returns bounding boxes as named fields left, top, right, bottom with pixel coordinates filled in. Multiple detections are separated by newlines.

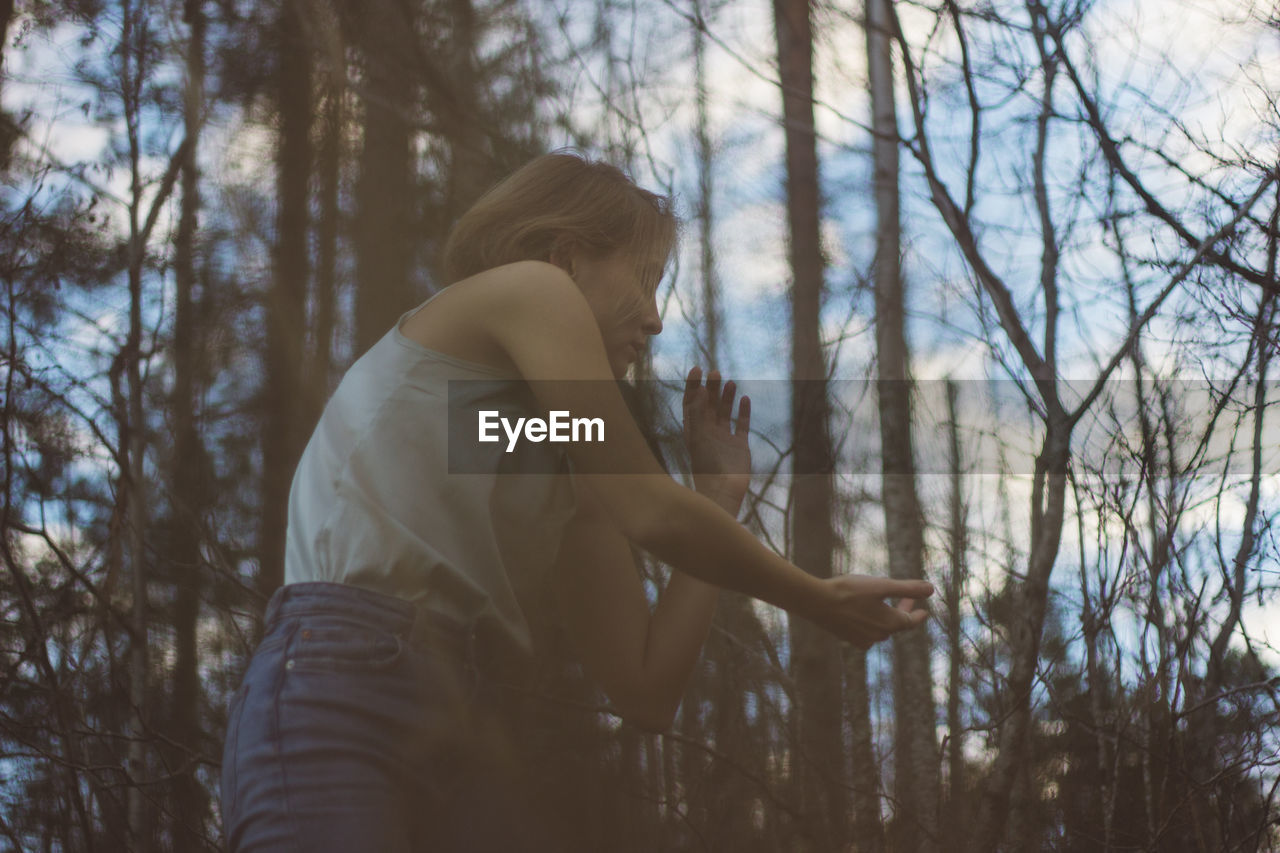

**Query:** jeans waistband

left=262, top=582, right=522, bottom=680
left=264, top=581, right=432, bottom=631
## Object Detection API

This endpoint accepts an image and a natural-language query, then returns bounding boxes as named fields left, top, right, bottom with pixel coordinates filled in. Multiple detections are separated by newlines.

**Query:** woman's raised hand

left=683, top=367, right=752, bottom=511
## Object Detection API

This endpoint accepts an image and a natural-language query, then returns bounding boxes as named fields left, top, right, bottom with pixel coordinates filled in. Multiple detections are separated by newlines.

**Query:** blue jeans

left=219, top=582, right=560, bottom=852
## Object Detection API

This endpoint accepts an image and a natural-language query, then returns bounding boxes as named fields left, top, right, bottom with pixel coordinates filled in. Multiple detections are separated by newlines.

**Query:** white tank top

left=284, top=290, right=578, bottom=655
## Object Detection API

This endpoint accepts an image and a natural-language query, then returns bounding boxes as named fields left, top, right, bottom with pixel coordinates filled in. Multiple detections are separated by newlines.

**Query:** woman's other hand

left=683, top=367, right=751, bottom=513
left=809, top=575, right=935, bottom=649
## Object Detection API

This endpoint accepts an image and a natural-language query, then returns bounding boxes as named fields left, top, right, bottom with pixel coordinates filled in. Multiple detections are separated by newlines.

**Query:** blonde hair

left=441, top=152, right=678, bottom=304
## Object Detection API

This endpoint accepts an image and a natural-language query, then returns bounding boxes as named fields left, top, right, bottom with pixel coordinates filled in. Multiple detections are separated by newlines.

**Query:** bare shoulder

left=399, top=261, right=585, bottom=372
left=474, top=260, right=587, bottom=317
left=475, top=262, right=609, bottom=370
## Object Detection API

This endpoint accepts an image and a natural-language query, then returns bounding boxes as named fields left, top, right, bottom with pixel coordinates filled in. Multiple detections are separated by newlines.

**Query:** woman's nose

left=641, top=298, right=663, bottom=336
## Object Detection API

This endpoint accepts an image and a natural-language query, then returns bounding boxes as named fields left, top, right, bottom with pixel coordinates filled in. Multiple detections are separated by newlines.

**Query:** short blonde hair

left=441, top=152, right=678, bottom=295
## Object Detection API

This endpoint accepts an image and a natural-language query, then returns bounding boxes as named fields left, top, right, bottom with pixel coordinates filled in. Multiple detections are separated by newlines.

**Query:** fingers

left=894, top=604, right=928, bottom=629
left=860, top=577, right=935, bottom=600
left=684, top=366, right=702, bottom=410
left=717, top=377, right=751, bottom=435
left=684, top=366, right=724, bottom=412
left=704, top=369, right=722, bottom=409
left=893, top=598, right=931, bottom=629
left=869, top=600, right=923, bottom=633
left=828, top=577, right=934, bottom=647
left=850, top=607, right=916, bottom=645
left=824, top=602, right=925, bottom=648
left=685, top=367, right=750, bottom=433
left=718, top=379, right=735, bottom=420
left=875, top=589, right=931, bottom=634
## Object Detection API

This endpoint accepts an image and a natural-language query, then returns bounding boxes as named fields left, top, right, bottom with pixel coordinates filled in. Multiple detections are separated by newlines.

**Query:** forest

left=2, top=0, right=1279, bottom=850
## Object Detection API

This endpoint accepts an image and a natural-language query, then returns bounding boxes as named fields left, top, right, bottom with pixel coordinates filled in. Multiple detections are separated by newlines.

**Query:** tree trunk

left=968, top=423, right=1070, bottom=853
left=0, top=0, right=11, bottom=73
left=945, top=379, right=967, bottom=837
left=847, top=647, right=885, bottom=852
left=442, top=0, right=488, bottom=243
left=773, top=0, right=846, bottom=847
left=0, top=0, right=14, bottom=163
left=867, top=0, right=940, bottom=847
left=122, top=1, right=152, bottom=844
left=693, top=0, right=719, bottom=371
left=308, top=54, right=343, bottom=426
left=354, top=0, right=415, bottom=354
left=260, top=0, right=312, bottom=597
left=164, top=0, right=210, bottom=844
left=691, top=9, right=760, bottom=841
left=707, top=594, right=764, bottom=846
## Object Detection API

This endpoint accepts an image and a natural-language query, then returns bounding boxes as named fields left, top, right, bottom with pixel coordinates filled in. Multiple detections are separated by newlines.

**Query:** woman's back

left=285, top=289, right=577, bottom=657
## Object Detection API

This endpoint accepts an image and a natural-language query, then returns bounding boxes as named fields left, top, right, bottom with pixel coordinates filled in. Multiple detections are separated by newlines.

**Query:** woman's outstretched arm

left=478, top=261, right=933, bottom=645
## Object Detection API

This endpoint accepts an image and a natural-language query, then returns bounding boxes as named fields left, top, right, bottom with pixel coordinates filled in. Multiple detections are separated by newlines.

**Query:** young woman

left=219, top=152, right=933, bottom=851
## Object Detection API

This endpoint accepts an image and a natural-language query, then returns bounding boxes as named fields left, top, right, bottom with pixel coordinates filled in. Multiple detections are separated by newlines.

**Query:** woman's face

left=566, top=247, right=666, bottom=378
